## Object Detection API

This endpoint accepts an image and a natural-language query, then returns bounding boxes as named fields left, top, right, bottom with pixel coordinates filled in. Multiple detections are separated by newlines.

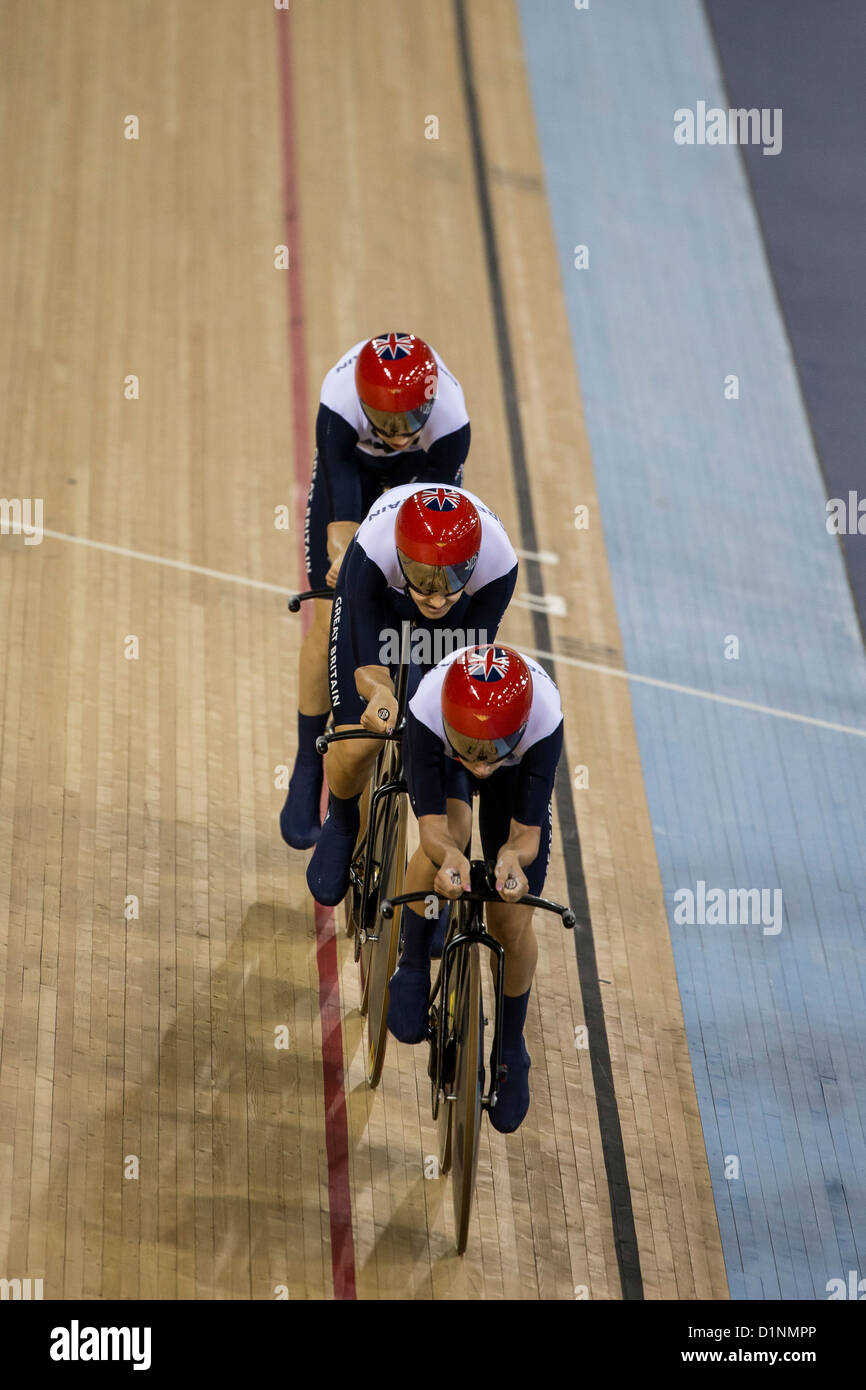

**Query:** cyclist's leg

left=305, top=592, right=384, bottom=903
left=281, top=454, right=331, bottom=848
left=479, top=782, right=553, bottom=1133
left=299, top=450, right=332, bottom=714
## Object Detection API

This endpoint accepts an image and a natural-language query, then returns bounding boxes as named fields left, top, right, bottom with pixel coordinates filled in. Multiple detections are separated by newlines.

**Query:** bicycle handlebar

left=288, top=587, right=334, bottom=612
left=315, top=719, right=406, bottom=755
left=382, top=865, right=575, bottom=929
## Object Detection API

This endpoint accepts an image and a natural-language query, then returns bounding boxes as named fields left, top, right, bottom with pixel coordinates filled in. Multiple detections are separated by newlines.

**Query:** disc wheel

left=450, top=942, right=484, bottom=1254
left=362, top=758, right=407, bottom=1087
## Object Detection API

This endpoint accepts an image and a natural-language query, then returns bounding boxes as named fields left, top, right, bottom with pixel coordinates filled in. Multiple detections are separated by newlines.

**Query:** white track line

left=520, top=644, right=866, bottom=739
left=41, top=527, right=866, bottom=739
left=514, top=547, right=559, bottom=565
left=41, top=528, right=293, bottom=595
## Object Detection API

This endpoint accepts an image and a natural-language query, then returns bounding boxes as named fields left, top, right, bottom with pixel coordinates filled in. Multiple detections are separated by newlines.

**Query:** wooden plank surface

left=0, top=0, right=727, bottom=1299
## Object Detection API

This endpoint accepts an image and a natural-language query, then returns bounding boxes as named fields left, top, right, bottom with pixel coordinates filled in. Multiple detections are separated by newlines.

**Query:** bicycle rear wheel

left=436, top=990, right=454, bottom=1176
left=356, top=761, right=391, bottom=1017
left=363, top=770, right=407, bottom=1087
left=346, top=781, right=373, bottom=944
left=450, top=941, right=484, bottom=1254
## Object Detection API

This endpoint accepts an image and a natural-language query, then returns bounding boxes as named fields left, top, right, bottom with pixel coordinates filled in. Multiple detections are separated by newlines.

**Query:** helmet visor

left=443, top=716, right=527, bottom=765
left=397, top=548, right=477, bottom=597
left=361, top=399, right=435, bottom=439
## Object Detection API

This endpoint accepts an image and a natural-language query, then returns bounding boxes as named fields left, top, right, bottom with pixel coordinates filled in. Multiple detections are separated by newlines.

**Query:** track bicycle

left=383, top=861, right=575, bottom=1254
left=302, top=603, right=414, bottom=1087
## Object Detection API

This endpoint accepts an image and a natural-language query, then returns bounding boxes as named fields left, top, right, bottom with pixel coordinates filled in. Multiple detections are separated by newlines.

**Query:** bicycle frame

left=385, top=865, right=575, bottom=1118
left=353, top=749, right=407, bottom=947
left=436, top=881, right=506, bottom=1115
left=317, top=619, right=414, bottom=948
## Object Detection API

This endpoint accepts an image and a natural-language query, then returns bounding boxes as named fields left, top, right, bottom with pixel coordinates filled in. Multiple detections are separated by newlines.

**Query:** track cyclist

left=392, top=643, right=564, bottom=1134
left=304, top=484, right=518, bottom=907
left=281, top=332, right=471, bottom=850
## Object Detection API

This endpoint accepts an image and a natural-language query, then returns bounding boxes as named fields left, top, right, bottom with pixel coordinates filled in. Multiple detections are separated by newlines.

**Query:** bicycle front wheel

left=363, top=780, right=408, bottom=1087
left=450, top=941, right=484, bottom=1255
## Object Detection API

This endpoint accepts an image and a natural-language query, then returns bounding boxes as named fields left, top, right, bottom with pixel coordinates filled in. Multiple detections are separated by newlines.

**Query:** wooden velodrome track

left=0, top=0, right=728, bottom=1299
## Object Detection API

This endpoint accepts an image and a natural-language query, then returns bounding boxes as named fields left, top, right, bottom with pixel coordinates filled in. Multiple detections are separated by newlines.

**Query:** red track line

left=275, top=7, right=357, bottom=1302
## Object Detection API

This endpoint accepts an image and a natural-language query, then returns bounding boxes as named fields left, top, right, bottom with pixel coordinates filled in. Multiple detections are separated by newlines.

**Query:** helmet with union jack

left=395, top=487, right=481, bottom=596
left=441, top=645, right=533, bottom=762
left=355, top=332, right=438, bottom=439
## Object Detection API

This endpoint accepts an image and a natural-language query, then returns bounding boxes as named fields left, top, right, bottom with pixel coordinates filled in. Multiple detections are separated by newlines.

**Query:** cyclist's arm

left=355, top=664, right=397, bottom=734
left=462, top=564, right=518, bottom=645
left=417, top=815, right=466, bottom=869
left=513, top=723, right=564, bottom=829
left=417, top=423, right=471, bottom=488
left=326, top=521, right=359, bottom=583
left=493, top=724, right=564, bottom=897
left=315, top=403, right=363, bottom=523
left=491, top=818, right=541, bottom=900
left=405, top=712, right=472, bottom=891
left=496, top=819, right=541, bottom=868
left=418, top=816, right=471, bottom=896
left=331, top=539, right=399, bottom=726
left=340, top=542, right=395, bottom=673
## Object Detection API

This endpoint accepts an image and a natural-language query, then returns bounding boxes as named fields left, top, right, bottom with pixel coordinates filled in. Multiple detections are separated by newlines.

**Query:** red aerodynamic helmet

left=355, top=333, right=438, bottom=438
left=442, top=645, right=533, bottom=762
left=395, top=487, right=481, bottom=596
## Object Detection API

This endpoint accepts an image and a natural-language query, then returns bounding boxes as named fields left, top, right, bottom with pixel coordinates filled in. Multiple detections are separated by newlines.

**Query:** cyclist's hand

left=325, top=553, right=343, bottom=588
left=360, top=687, right=398, bottom=734
left=435, top=851, right=471, bottom=900
left=494, top=851, right=527, bottom=902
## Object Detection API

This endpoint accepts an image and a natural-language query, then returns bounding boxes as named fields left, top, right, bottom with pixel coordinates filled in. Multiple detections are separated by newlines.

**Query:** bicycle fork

left=353, top=774, right=406, bottom=946
left=433, top=926, right=506, bottom=1115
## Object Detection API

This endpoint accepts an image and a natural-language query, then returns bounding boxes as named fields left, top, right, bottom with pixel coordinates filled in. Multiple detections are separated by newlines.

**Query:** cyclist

left=281, top=333, right=471, bottom=850
left=392, top=643, right=564, bottom=1134
left=305, top=484, right=518, bottom=907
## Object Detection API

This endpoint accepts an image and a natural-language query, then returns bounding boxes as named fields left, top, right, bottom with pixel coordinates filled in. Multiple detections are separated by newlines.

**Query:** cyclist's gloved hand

left=494, top=852, right=528, bottom=902
left=361, top=687, right=398, bottom=735
left=435, top=850, right=471, bottom=899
